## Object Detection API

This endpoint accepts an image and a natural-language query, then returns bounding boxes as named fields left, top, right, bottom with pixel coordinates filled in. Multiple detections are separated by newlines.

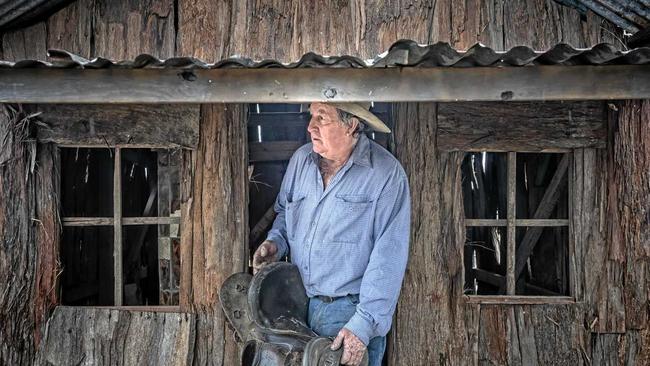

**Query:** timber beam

left=1, top=65, right=650, bottom=103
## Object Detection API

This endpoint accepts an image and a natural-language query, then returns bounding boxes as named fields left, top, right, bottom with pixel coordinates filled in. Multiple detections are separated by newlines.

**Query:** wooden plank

left=437, top=101, right=606, bottom=151
left=249, top=141, right=304, bottom=162
left=62, top=217, right=180, bottom=226
left=389, top=103, right=474, bottom=365
left=113, top=148, right=122, bottom=306
left=465, top=219, right=569, bottom=227
left=506, top=152, right=516, bottom=295
left=0, top=66, right=649, bottom=104
left=605, top=100, right=650, bottom=332
left=29, top=104, right=200, bottom=148
left=515, top=155, right=570, bottom=280
left=515, top=219, right=569, bottom=227
left=466, top=295, right=574, bottom=305
left=465, top=219, right=507, bottom=226
left=179, top=105, right=248, bottom=365
left=249, top=205, right=277, bottom=247
left=248, top=112, right=309, bottom=130
left=92, top=0, right=175, bottom=60
left=473, top=268, right=563, bottom=297
left=34, top=307, right=195, bottom=365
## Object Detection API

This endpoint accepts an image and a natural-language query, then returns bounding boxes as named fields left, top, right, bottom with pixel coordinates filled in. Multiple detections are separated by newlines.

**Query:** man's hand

left=330, top=328, right=366, bottom=366
left=252, top=241, right=279, bottom=274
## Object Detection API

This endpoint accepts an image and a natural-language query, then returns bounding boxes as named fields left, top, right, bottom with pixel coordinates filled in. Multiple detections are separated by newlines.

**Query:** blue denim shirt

left=266, top=134, right=411, bottom=345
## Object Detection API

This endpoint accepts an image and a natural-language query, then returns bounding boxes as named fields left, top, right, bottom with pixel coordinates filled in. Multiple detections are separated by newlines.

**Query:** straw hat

left=329, top=102, right=391, bottom=133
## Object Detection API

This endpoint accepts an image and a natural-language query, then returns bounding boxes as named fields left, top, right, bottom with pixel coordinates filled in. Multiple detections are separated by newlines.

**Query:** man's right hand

left=252, top=241, right=279, bottom=274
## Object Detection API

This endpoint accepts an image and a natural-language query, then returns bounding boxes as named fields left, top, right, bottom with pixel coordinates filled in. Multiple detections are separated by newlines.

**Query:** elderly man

left=252, top=102, right=410, bottom=366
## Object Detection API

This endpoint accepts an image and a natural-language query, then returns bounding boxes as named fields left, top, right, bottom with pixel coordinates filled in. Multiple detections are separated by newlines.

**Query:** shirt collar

left=309, top=134, right=373, bottom=168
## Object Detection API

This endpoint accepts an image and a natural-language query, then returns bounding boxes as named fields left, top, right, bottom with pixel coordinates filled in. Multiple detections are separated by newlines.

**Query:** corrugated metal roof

left=553, top=0, right=649, bottom=32
left=0, top=1, right=76, bottom=32
left=1, top=40, right=649, bottom=69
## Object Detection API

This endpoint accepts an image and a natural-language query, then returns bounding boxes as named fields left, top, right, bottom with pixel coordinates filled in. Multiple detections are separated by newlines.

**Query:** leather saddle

left=219, top=262, right=368, bottom=366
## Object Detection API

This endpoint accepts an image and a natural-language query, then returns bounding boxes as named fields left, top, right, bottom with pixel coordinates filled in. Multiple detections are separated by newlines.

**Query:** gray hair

left=336, top=109, right=367, bottom=137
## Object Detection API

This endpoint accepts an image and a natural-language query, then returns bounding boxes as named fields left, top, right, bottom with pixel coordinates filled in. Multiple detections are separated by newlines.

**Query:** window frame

left=464, top=151, right=575, bottom=305
left=60, top=146, right=182, bottom=307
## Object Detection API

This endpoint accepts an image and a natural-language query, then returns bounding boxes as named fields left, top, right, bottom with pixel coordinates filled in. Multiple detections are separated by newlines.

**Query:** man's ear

left=348, top=117, right=360, bottom=135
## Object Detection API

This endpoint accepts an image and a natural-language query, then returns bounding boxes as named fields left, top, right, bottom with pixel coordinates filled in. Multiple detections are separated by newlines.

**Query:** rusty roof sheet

left=1, top=40, right=649, bottom=69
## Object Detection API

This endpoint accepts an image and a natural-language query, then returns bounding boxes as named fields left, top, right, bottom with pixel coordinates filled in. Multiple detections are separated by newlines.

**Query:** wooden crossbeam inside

left=515, top=154, right=570, bottom=279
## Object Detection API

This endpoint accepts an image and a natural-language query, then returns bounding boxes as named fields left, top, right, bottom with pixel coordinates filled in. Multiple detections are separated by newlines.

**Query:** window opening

left=462, top=151, right=570, bottom=297
left=60, top=147, right=181, bottom=306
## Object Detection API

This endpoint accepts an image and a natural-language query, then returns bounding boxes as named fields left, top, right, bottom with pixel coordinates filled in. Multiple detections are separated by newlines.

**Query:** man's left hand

left=330, top=328, right=366, bottom=366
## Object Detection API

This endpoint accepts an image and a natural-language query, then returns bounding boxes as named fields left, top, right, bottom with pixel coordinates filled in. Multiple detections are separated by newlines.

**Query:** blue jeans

left=308, top=295, right=386, bottom=366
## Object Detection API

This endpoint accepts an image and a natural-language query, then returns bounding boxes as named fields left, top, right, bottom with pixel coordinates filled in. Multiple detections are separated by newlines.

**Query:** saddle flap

left=219, top=272, right=254, bottom=342
left=248, top=262, right=315, bottom=337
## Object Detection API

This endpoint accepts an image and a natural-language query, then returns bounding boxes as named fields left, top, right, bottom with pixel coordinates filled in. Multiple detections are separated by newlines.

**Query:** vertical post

left=506, top=152, right=517, bottom=295
left=114, top=148, right=123, bottom=306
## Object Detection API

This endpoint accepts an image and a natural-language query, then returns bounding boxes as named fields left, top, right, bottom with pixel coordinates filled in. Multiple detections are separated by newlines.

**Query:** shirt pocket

left=327, top=193, right=373, bottom=243
left=286, top=192, right=307, bottom=242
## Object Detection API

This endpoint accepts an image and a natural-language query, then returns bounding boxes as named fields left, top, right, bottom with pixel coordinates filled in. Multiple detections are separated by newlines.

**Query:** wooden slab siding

left=0, top=106, right=60, bottom=365
left=30, top=104, right=200, bottom=148
left=34, top=307, right=195, bottom=366
left=179, top=104, right=248, bottom=366
left=437, top=101, right=606, bottom=152
left=389, top=102, right=475, bottom=365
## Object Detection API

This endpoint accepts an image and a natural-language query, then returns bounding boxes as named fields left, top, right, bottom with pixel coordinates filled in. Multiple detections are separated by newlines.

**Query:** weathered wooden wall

left=179, top=104, right=248, bottom=366
left=35, top=307, right=196, bottom=366
left=0, top=105, right=61, bottom=366
left=1, top=0, right=644, bottom=365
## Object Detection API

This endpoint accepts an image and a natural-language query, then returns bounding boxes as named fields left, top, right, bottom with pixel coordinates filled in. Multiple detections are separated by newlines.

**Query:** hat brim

left=329, top=102, right=391, bottom=133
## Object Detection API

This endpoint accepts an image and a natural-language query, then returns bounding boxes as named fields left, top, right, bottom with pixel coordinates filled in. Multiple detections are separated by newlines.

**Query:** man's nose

left=307, top=118, right=318, bottom=133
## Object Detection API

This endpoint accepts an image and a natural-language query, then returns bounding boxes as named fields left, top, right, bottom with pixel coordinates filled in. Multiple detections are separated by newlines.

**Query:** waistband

left=313, top=294, right=359, bottom=303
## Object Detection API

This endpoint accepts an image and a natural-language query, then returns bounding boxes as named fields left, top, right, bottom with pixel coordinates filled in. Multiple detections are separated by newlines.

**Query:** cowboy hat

left=328, top=102, right=391, bottom=133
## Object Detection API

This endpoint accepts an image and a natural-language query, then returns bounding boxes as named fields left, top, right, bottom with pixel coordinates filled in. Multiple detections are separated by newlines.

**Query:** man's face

left=307, top=103, right=357, bottom=160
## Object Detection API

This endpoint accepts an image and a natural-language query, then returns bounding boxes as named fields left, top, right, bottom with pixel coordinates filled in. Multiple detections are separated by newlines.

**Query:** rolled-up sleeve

left=344, top=167, right=411, bottom=345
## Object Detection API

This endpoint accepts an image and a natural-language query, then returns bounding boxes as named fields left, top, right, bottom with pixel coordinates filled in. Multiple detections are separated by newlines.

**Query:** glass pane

left=60, top=227, right=114, bottom=305
left=516, top=153, right=569, bottom=220
left=61, top=148, right=114, bottom=217
left=464, top=226, right=508, bottom=295
left=122, top=148, right=161, bottom=217
left=515, top=226, right=569, bottom=296
left=462, top=152, right=508, bottom=219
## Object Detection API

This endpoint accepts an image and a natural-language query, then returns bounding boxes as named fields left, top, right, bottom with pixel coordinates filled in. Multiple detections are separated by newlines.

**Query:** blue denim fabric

left=308, top=295, right=386, bottom=366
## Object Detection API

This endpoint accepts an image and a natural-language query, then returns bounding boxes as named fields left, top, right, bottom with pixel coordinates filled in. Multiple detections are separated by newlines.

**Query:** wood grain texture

left=179, top=104, right=248, bottom=365
left=31, top=104, right=200, bottom=148
left=389, top=102, right=473, bottom=365
left=478, top=304, right=588, bottom=365
left=607, top=100, right=650, bottom=332
left=34, top=307, right=196, bottom=366
left=0, top=106, right=40, bottom=365
left=0, top=1, right=642, bottom=365
left=46, top=0, right=93, bottom=58
left=93, top=0, right=175, bottom=60
left=33, top=144, right=61, bottom=348
left=437, top=102, right=606, bottom=152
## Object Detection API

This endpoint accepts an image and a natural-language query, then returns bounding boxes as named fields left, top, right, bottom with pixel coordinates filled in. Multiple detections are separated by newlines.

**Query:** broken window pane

left=464, top=226, right=508, bottom=295
left=461, top=152, right=508, bottom=219
left=516, top=153, right=569, bottom=220
left=122, top=148, right=159, bottom=217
